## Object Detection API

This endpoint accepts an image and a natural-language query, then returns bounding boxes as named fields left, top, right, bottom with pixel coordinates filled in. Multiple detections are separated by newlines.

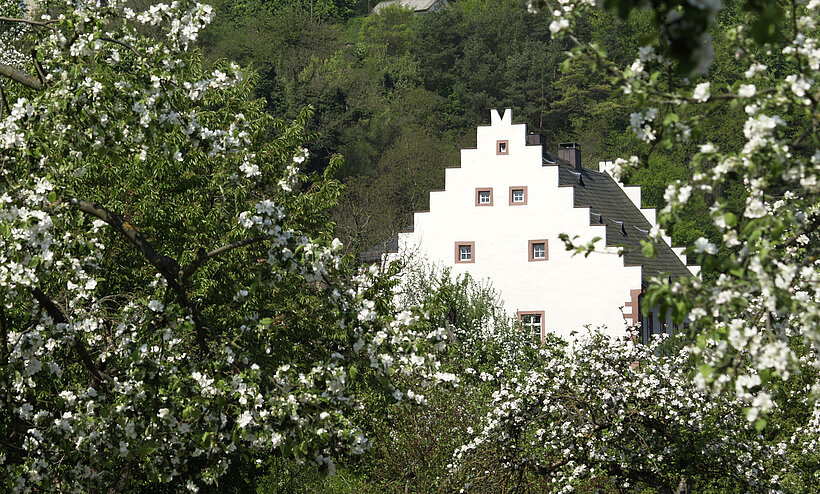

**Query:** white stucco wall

left=396, top=109, right=643, bottom=342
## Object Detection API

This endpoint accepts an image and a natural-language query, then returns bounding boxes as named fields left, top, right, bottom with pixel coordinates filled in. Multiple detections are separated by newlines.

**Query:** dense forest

left=197, top=0, right=750, bottom=254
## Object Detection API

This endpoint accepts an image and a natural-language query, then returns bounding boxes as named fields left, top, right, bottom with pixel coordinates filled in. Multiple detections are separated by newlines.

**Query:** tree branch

left=0, top=16, right=57, bottom=28
left=0, top=62, right=43, bottom=90
left=72, top=198, right=179, bottom=280
left=70, top=198, right=211, bottom=353
left=0, top=304, right=8, bottom=366
left=31, top=287, right=109, bottom=384
left=99, top=36, right=141, bottom=58
left=0, top=83, right=7, bottom=118
left=31, top=49, right=46, bottom=88
left=181, top=234, right=270, bottom=281
left=784, top=215, right=819, bottom=248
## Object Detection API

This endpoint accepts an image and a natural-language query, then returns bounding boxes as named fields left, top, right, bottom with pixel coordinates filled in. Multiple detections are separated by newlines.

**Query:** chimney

left=526, top=132, right=545, bottom=146
left=558, top=142, right=582, bottom=170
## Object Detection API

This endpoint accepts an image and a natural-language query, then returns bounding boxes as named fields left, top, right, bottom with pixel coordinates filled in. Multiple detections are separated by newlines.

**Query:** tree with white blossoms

left=0, top=1, right=452, bottom=491
left=452, top=332, right=784, bottom=492
left=526, top=0, right=820, bottom=425
left=441, top=1, right=820, bottom=491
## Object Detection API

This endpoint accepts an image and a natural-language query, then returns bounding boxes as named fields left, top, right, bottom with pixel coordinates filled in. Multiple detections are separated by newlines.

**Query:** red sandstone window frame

left=509, top=186, right=528, bottom=205
left=475, top=187, right=494, bottom=206
left=496, top=140, right=509, bottom=155
left=518, top=310, right=546, bottom=344
left=454, top=241, right=475, bottom=263
left=528, top=239, right=549, bottom=261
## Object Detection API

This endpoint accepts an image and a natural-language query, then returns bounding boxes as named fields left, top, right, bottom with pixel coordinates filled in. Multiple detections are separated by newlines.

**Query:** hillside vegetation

left=198, top=0, right=752, bottom=254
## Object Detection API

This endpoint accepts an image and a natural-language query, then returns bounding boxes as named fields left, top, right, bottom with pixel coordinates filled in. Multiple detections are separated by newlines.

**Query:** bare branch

left=0, top=83, right=7, bottom=118
left=181, top=234, right=270, bottom=281
left=0, top=62, right=43, bottom=90
left=0, top=16, right=57, bottom=28
left=72, top=198, right=179, bottom=280
left=99, top=36, right=141, bottom=58
left=0, top=304, right=7, bottom=366
left=31, top=49, right=46, bottom=88
left=31, top=287, right=109, bottom=384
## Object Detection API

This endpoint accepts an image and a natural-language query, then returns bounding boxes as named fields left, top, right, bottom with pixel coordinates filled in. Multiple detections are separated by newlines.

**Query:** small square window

left=528, top=239, right=548, bottom=261
left=496, top=140, right=509, bottom=155
left=518, top=310, right=545, bottom=345
left=509, top=186, right=527, bottom=205
left=475, top=188, right=493, bottom=206
left=454, top=241, right=475, bottom=263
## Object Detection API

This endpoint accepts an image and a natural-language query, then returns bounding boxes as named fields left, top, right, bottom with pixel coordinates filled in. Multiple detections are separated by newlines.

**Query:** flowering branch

left=30, top=287, right=109, bottom=384
left=70, top=198, right=211, bottom=353
left=98, top=36, right=141, bottom=57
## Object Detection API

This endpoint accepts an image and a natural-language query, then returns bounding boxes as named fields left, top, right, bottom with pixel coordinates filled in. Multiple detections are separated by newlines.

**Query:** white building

left=365, top=109, right=696, bottom=343
left=371, top=0, right=448, bottom=15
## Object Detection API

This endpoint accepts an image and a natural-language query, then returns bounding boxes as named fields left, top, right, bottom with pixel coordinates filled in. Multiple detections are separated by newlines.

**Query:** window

left=454, top=241, right=475, bottom=263
left=475, top=187, right=493, bottom=206
left=509, top=186, right=527, bottom=205
left=528, top=239, right=549, bottom=261
left=496, top=140, right=509, bottom=155
left=518, top=311, right=545, bottom=345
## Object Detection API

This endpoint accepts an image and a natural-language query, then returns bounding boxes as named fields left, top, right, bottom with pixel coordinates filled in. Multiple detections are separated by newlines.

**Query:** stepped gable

left=554, top=161, right=691, bottom=281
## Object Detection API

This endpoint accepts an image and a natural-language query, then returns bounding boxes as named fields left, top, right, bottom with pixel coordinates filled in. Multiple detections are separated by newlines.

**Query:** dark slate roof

left=360, top=233, right=399, bottom=264
left=556, top=162, right=691, bottom=282
left=542, top=150, right=565, bottom=165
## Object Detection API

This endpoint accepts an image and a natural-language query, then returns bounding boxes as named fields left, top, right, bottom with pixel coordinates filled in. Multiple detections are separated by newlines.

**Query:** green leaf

left=560, top=58, right=571, bottom=74
left=641, top=241, right=657, bottom=259
left=673, top=300, right=687, bottom=324
left=754, top=418, right=767, bottom=432
left=748, top=3, right=783, bottom=45
left=663, top=113, right=679, bottom=125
